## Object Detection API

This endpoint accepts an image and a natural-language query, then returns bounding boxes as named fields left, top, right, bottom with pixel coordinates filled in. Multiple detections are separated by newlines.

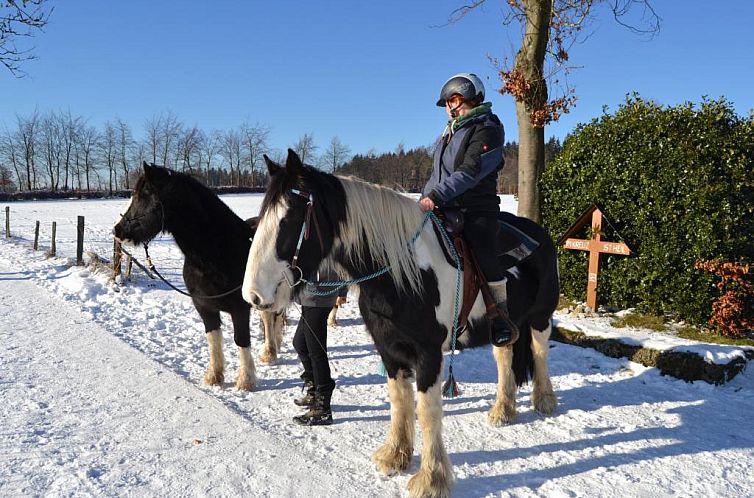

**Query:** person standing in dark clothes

left=419, top=72, right=519, bottom=347
left=291, top=268, right=348, bottom=426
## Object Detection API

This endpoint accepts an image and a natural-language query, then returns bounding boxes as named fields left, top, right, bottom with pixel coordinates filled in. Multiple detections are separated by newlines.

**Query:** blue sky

left=3, top=1, right=753, bottom=156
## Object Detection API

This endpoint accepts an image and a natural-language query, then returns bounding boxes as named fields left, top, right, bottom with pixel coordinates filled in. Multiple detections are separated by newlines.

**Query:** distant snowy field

left=1, top=193, right=753, bottom=497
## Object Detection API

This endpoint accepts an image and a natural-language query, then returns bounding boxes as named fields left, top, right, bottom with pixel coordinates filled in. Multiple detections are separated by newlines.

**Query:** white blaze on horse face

left=242, top=198, right=291, bottom=311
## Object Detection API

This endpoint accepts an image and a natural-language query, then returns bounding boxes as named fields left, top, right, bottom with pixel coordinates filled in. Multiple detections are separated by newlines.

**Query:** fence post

left=5, top=206, right=9, bottom=238
left=112, top=238, right=122, bottom=279
left=124, top=253, right=133, bottom=280
left=76, top=216, right=85, bottom=265
left=33, top=221, right=40, bottom=250
left=50, top=221, right=57, bottom=256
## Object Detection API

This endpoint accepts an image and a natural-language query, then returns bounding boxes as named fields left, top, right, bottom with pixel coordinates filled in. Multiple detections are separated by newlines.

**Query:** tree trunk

left=517, top=104, right=545, bottom=222
left=515, top=0, right=551, bottom=224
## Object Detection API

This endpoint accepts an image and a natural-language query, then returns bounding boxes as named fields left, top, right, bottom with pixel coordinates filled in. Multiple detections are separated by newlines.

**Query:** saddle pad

left=431, top=212, right=540, bottom=270
left=497, top=212, right=539, bottom=261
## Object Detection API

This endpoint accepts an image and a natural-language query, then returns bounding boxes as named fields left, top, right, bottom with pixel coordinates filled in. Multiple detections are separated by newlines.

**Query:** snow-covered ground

left=1, top=194, right=753, bottom=497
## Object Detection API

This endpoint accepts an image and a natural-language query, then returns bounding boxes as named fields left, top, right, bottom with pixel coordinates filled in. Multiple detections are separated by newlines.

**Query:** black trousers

left=292, top=306, right=335, bottom=391
left=463, top=211, right=504, bottom=282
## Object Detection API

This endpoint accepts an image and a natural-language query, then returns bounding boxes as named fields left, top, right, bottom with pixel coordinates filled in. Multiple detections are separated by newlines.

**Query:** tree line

left=0, top=110, right=349, bottom=194
left=334, top=137, right=562, bottom=195
left=0, top=109, right=562, bottom=195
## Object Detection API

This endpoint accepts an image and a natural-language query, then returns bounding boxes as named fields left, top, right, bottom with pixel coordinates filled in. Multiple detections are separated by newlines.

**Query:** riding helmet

left=436, top=73, right=485, bottom=107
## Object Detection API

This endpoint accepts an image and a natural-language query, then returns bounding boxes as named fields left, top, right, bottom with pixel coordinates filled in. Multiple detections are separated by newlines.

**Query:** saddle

left=433, top=208, right=540, bottom=333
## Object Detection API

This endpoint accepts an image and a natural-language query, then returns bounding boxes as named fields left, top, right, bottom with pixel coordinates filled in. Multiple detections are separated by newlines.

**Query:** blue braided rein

left=300, top=210, right=463, bottom=381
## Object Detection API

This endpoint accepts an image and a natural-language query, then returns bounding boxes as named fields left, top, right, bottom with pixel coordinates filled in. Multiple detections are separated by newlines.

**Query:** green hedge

left=541, top=96, right=754, bottom=325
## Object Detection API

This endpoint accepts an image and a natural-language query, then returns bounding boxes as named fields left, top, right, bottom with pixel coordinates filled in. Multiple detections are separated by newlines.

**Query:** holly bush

left=541, top=95, right=754, bottom=327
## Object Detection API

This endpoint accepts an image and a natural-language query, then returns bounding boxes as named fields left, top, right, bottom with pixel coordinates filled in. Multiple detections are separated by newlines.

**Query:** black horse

left=114, top=163, right=283, bottom=391
left=242, top=150, right=559, bottom=498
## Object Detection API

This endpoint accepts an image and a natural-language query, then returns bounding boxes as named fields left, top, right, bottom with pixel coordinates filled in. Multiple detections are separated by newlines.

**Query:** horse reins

left=284, top=188, right=325, bottom=287
left=142, top=243, right=244, bottom=300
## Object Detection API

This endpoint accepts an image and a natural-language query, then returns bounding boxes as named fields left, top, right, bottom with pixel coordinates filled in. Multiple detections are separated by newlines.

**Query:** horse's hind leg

left=488, top=344, right=517, bottom=426
left=259, top=310, right=283, bottom=364
left=231, top=307, right=256, bottom=391
left=199, top=310, right=224, bottom=386
left=327, top=305, right=338, bottom=326
left=373, top=368, right=415, bottom=475
left=530, top=323, right=557, bottom=415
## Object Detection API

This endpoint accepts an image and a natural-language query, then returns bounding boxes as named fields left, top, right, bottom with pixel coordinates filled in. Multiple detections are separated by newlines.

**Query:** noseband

left=284, top=188, right=325, bottom=287
left=119, top=197, right=166, bottom=235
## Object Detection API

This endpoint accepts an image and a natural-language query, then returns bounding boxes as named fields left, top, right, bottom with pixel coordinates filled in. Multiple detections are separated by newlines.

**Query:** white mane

left=334, top=176, right=426, bottom=295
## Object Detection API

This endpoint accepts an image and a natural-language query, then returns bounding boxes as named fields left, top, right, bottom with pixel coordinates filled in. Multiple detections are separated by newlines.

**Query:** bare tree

left=144, top=114, right=162, bottom=165
left=448, top=0, right=659, bottom=222
left=0, top=163, right=13, bottom=192
left=198, top=129, right=222, bottom=186
left=100, top=121, right=117, bottom=194
left=58, top=110, right=80, bottom=190
left=221, top=129, right=242, bottom=186
left=1, top=124, right=23, bottom=189
left=39, top=111, right=61, bottom=189
left=78, top=124, right=98, bottom=192
left=176, top=124, right=204, bottom=173
left=115, top=118, right=135, bottom=189
left=320, top=136, right=351, bottom=173
left=0, top=0, right=52, bottom=77
left=160, top=111, right=182, bottom=168
left=292, top=133, right=317, bottom=165
left=16, top=111, right=39, bottom=190
left=240, top=121, right=271, bottom=187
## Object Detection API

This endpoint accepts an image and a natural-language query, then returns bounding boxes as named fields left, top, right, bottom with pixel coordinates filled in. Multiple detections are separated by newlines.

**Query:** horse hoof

left=488, top=403, right=516, bottom=427
left=533, top=391, right=558, bottom=415
left=259, top=350, right=277, bottom=364
left=407, top=468, right=452, bottom=498
left=204, top=371, right=224, bottom=386
left=372, top=444, right=412, bottom=475
left=235, top=378, right=256, bottom=391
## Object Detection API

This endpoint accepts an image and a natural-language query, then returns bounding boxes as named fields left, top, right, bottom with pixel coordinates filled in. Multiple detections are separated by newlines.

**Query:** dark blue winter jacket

left=422, top=104, right=505, bottom=213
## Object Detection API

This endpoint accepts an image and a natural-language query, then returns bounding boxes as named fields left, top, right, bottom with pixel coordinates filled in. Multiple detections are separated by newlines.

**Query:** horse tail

left=512, top=323, right=534, bottom=386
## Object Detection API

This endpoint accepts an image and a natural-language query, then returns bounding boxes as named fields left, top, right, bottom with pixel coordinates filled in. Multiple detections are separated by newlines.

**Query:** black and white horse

left=113, top=163, right=283, bottom=391
left=242, top=150, right=558, bottom=498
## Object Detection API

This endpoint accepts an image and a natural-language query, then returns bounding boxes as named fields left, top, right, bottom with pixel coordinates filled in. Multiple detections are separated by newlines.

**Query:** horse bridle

left=283, top=188, right=325, bottom=287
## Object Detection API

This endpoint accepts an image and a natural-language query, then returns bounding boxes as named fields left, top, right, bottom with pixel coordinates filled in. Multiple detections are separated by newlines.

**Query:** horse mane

left=335, top=175, right=425, bottom=295
left=146, top=167, right=245, bottom=227
left=258, top=163, right=427, bottom=295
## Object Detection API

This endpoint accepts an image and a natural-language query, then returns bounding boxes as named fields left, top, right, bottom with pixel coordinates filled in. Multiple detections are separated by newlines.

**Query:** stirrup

left=490, top=310, right=519, bottom=347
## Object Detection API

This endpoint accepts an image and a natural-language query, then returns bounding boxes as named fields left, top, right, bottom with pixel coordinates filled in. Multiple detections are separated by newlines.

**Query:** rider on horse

left=419, top=72, right=519, bottom=347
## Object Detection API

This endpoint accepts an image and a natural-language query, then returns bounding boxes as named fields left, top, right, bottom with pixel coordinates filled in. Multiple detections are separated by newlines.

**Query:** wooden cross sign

left=557, top=205, right=632, bottom=311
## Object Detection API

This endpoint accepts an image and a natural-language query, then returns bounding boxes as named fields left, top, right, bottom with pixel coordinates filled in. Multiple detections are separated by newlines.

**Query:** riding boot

left=293, top=379, right=316, bottom=407
left=293, top=382, right=334, bottom=426
left=488, top=280, right=520, bottom=347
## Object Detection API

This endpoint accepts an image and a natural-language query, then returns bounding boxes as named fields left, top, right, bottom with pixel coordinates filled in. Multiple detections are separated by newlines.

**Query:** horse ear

left=285, top=149, right=304, bottom=176
left=263, top=154, right=281, bottom=175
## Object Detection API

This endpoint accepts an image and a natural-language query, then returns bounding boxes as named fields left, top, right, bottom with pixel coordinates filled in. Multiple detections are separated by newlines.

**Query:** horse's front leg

left=231, top=307, right=256, bottom=391
left=530, top=323, right=557, bottom=415
left=407, top=355, right=453, bottom=498
left=372, top=368, right=415, bottom=475
left=199, top=310, right=225, bottom=386
left=259, top=309, right=283, bottom=364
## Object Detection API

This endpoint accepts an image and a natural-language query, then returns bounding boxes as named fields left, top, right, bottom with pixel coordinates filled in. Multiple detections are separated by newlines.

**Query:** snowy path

left=0, top=266, right=398, bottom=497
